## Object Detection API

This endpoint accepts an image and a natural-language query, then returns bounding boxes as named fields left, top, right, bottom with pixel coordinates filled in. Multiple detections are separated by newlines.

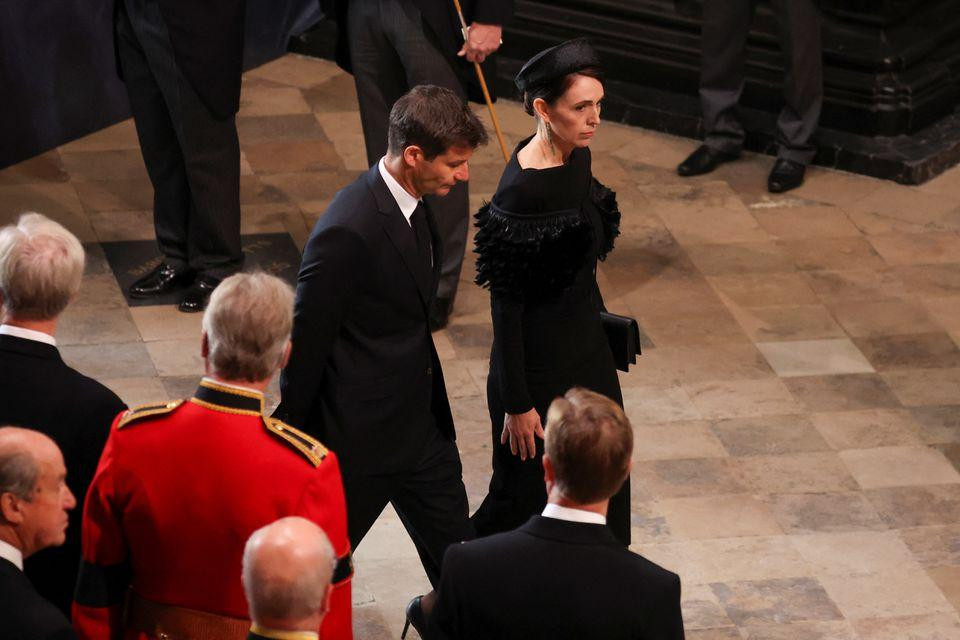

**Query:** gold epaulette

left=116, top=400, right=185, bottom=429
left=263, top=417, right=329, bottom=468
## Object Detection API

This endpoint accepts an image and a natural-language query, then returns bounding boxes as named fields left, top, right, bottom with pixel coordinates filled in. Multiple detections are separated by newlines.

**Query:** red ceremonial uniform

left=73, top=379, right=352, bottom=639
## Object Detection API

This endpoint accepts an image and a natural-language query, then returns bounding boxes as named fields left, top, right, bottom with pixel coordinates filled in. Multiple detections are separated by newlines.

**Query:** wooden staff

left=452, top=0, right=510, bottom=163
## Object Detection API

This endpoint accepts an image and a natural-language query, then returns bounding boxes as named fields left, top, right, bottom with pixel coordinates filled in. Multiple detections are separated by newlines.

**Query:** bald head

left=0, top=427, right=75, bottom=557
left=242, top=517, right=335, bottom=630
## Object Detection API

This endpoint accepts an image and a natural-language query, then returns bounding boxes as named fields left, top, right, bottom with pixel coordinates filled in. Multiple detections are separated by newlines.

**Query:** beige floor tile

left=778, top=236, right=887, bottom=271
left=844, top=185, right=960, bottom=235
left=790, top=531, right=919, bottom=577
left=56, top=306, right=141, bottom=345
left=926, top=566, right=960, bottom=612
left=639, top=308, right=750, bottom=346
left=810, top=409, right=924, bottom=449
left=751, top=204, right=862, bottom=239
left=622, top=385, right=702, bottom=424
left=130, top=306, right=204, bottom=342
left=680, top=584, right=737, bottom=630
left=852, top=613, right=960, bottom=640
left=0, top=151, right=67, bottom=185
left=685, top=378, right=801, bottom=419
left=74, top=178, right=154, bottom=212
left=243, top=139, right=343, bottom=174
left=820, top=569, right=954, bottom=619
left=60, top=341, right=156, bottom=379
left=739, top=621, right=859, bottom=640
left=684, top=241, right=795, bottom=276
left=892, top=264, right=960, bottom=298
left=828, top=299, right=941, bottom=337
left=145, top=339, right=205, bottom=377
left=59, top=149, right=150, bottom=183
left=658, top=494, right=783, bottom=539
left=731, top=305, right=847, bottom=343
left=88, top=209, right=155, bottom=242
left=710, top=415, right=831, bottom=456
left=734, top=452, right=859, bottom=494
left=101, top=376, right=170, bottom=407
left=919, top=164, right=960, bottom=198
left=805, top=268, right=910, bottom=304
left=922, top=296, right=960, bottom=332
left=246, top=53, right=342, bottom=89
left=59, top=120, right=140, bottom=153
left=710, top=272, right=820, bottom=307
left=788, top=167, right=887, bottom=207
left=643, top=536, right=812, bottom=585
left=756, top=339, right=875, bottom=377
left=710, top=577, right=842, bottom=625
left=314, top=112, right=370, bottom=172
left=869, top=232, right=960, bottom=266
left=632, top=422, right=727, bottom=460
left=237, top=86, right=311, bottom=117
left=841, top=446, right=960, bottom=489
left=866, top=485, right=960, bottom=528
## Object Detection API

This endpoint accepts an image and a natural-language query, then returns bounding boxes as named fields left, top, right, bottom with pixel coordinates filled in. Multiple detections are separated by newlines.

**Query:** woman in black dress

left=471, top=39, right=631, bottom=545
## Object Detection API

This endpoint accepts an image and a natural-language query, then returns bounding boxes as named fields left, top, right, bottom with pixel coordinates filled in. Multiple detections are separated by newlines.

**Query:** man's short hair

left=0, top=213, right=85, bottom=320
left=242, top=517, right=336, bottom=623
left=0, top=427, right=41, bottom=507
left=202, top=272, right=294, bottom=382
left=387, top=85, right=488, bottom=159
left=544, top=388, right=633, bottom=504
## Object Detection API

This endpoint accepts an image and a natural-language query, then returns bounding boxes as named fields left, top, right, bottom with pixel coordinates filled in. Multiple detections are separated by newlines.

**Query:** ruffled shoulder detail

left=473, top=202, right=592, bottom=298
left=591, top=178, right=620, bottom=261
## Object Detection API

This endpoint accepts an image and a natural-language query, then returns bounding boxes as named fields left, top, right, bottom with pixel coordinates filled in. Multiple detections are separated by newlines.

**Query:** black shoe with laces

left=129, top=262, right=191, bottom=299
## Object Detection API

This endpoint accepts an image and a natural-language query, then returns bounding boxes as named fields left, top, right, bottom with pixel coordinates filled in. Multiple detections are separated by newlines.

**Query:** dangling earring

left=540, top=119, right=555, bottom=158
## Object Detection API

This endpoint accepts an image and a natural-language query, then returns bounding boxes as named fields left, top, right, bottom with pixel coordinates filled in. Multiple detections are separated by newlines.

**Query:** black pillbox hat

left=514, top=38, right=601, bottom=92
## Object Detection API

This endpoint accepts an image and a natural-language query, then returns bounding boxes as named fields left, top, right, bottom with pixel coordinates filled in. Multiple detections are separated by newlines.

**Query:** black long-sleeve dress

left=471, top=138, right=631, bottom=546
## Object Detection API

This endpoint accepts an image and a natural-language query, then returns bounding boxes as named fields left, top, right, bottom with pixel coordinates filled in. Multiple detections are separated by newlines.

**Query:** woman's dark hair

left=521, top=67, right=604, bottom=116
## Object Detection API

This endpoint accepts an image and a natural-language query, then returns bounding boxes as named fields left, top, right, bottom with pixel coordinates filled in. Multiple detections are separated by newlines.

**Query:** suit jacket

left=276, top=164, right=454, bottom=475
left=430, top=516, right=686, bottom=639
left=0, top=557, right=76, bottom=640
left=113, top=0, right=246, bottom=119
left=322, top=0, right=513, bottom=103
left=0, top=334, right=126, bottom=617
left=73, top=380, right=352, bottom=640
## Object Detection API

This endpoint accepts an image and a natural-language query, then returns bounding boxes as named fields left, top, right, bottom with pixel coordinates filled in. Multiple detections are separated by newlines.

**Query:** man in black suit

left=0, top=427, right=78, bottom=639
left=276, top=85, right=487, bottom=630
left=431, top=388, right=686, bottom=640
left=677, top=0, right=822, bottom=193
left=115, top=0, right=246, bottom=312
left=0, top=213, right=126, bottom=617
left=323, top=0, right=512, bottom=329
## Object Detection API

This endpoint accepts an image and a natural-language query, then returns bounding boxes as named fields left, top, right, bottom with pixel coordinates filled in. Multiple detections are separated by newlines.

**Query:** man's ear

left=200, top=331, right=209, bottom=359
left=0, top=491, right=26, bottom=525
left=402, top=145, right=424, bottom=168
left=319, top=582, right=333, bottom=617
left=279, top=340, right=292, bottom=370
left=542, top=454, right=556, bottom=494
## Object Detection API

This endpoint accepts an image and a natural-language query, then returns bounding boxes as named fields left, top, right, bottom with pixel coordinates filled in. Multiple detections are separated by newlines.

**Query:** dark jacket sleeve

left=491, top=292, right=535, bottom=414
left=429, top=544, right=467, bottom=640
left=276, top=224, right=367, bottom=432
left=646, top=572, right=685, bottom=640
left=469, top=0, right=513, bottom=25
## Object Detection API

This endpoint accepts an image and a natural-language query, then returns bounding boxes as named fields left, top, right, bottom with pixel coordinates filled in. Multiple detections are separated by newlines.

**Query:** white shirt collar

left=542, top=503, right=607, bottom=526
left=0, top=539, right=24, bottom=571
left=200, top=377, right=264, bottom=397
left=0, top=324, right=57, bottom=347
left=378, top=157, right=421, bottom=225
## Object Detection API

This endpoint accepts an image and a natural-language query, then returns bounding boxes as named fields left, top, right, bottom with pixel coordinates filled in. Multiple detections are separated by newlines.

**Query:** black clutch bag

left=601, top=311, right=642, bottom=372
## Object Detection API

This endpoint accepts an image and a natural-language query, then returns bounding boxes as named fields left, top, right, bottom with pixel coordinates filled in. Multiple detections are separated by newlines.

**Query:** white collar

left=378, top=157, right=421, bottom=225
left=0, top=539, right=24, bottom=571
left=200, top=377, right=264, bottom=397
left=542, top=503, right=607, bottom=526
left=0, top=324, right=57, bottom=347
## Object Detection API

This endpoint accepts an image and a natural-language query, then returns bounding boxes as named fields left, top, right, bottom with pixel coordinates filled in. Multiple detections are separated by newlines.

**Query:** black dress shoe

left=177, top=274, right=222, bottom=313
left=401, top=595, right=426, bottom=639
left=768, top=159, right=806, bottom=193
left=129, top=262, right=190, bottom=299
left=429, top=297, right=452, bottom=332
left=677, top=145, right=739, bottom=177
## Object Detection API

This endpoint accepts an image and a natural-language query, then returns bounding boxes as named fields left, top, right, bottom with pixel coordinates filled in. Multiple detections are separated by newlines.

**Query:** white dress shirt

left=542, top=503, right=607, bottom=525
left=378, top=157, right=420, bottom=226
left=0, top=324, right=57, bottom=347
left=0, top=539, right=24, bottom=570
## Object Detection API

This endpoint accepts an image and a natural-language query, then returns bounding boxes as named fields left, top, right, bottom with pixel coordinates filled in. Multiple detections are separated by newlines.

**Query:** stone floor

left=3, top=53, right=960, bottom=639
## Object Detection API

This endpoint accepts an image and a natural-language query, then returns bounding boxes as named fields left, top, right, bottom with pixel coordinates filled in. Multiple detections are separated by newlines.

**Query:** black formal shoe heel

left=767, top=158, right=806, bottom=194
left=178, top=274, right=222, bottom=313
left=402, top=595, right=425, bottom=639
left=129, top=262, right=190, bottom=298
left=677, top=145, right=739, bottom=177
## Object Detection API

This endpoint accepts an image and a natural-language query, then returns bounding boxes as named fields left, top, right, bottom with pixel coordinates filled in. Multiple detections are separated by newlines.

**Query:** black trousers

left=117, top=0, right=243, bottom=278
left=700, top=0, right=823, bottom=164
left=343, top=427, right=473, bottom=588
left=348, top=0, right=469, bottom=303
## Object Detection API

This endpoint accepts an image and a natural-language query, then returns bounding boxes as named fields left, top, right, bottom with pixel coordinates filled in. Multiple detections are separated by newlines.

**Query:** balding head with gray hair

left=201, top=272, right=294, bottom=382
left=0, top=213, right=85, bottom=321
left=242, top=516, right=335, bottom=631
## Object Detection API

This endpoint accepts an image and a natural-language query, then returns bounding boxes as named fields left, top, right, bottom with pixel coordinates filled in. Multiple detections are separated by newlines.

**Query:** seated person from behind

left=0, top=213, right=126, bottom=615
left=430, top=388, right=686, bottom=640
left=0, top=427, right=78, bottom=640
left=242, top=516, right=336, bottom=640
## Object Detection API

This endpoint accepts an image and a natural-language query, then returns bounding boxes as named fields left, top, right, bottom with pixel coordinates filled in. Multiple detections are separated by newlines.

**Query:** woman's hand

left=501, top=409, right=545, bottom=461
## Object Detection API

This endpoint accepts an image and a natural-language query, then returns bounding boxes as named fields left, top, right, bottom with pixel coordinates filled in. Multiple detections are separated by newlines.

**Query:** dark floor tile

left=910, top=406, right=960, bottom=444
left=784, top=374, right=901, bottom=412
left=237, top=113, right=327, bottom=144
left=765, top=492, right=887, bottom=534
left=866, top=484, right=960, bottom=528
left=899, top=524, right=960, bottom=567
left=161, top=375, right=202, bottom=400
left=634, top=458, right=749, bottom=498
left=710, top=415, right=831, bottom=456
left=711, top=577, right=843, bottom=625
left=854, top=333, right=960, bottom=371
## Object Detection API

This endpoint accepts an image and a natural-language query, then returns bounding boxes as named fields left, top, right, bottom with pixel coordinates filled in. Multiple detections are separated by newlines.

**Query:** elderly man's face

left=20, top=443, right=75, bottom=555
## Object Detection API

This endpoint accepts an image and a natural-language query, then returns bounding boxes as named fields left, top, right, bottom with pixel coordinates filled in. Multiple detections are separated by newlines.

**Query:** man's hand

left=457, top=22, right=502, bottom=64
left=501, top=408, right=544, bottom=461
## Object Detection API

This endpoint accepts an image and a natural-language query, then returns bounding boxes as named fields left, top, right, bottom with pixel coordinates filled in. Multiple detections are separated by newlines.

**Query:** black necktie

left=410, top=202, right=432, bottom=271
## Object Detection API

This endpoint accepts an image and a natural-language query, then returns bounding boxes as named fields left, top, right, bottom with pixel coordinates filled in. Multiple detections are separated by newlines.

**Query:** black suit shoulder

left=0, top=560, right=76, bottom=640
